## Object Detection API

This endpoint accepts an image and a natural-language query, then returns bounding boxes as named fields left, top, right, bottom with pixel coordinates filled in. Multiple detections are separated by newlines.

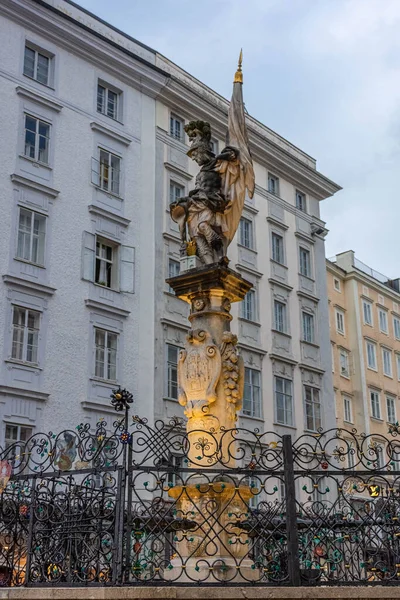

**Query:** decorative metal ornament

left=110, top=387, right=133, bottom=412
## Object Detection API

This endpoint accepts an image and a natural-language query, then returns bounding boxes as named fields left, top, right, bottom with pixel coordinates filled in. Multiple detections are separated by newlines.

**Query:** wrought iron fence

left=1, top=391, right=400, bottom=587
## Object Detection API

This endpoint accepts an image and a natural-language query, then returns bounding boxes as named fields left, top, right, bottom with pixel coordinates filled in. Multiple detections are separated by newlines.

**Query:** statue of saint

left=170, top=53, right=255, bottom=265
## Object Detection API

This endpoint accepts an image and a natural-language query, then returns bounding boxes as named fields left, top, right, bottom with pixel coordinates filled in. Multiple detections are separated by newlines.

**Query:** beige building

left=327, top=250, right=400, bottom=460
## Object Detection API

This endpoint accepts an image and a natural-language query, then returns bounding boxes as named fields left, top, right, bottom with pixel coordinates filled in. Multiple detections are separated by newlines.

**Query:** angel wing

left=217, top=75, right=255, bottom=247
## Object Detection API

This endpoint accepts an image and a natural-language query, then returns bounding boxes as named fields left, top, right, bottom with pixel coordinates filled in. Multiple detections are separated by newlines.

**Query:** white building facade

left=0, top=0, right=341, bottom=448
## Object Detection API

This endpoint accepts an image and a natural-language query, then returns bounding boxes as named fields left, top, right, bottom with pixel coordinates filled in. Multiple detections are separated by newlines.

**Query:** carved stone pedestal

left=167, top=263, right=252, bottom=466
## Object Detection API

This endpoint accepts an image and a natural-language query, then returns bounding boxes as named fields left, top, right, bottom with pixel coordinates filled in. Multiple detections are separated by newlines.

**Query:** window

left=210, top=139, right=219, bottom=154
left=387, top=396, right=396, bottom=424
left=347, top=443, right=355, bottom=469
left=379, top=309, right=388, bottom=333
left=169, top=182, right=184, bottom=205
left=275, top=377, right=293, bottom=426
left=397, top=354, right=400, bottom=381
left=271, top=232, right=284, bottom=264
left=97, top=83, right=120, bottom=120
left=340, top=349, right=349, bottom=377
left=170, top=115, right=184, bottom=141
left=166, top=344, right=181, bottom=399
left=343, top=396, right=352, bottom=423
left=24, top=114, right=50, bottom=164
left=378, top=295, right=385, bottom=306
left=11, top=306, right=40, bottom=364
left=366, top=341, right=377, bottom=370
left=5, top=424, right=33, bottom=462
left=16, top=208, right=46, bottom=266
left=241, top=290, right=256, bottom=321
left=333, top=278, right=341, bottom=292
left=370, top=390, right=381, bottom=419
left=394, top=317, right=400, bottom=340
left=331, top=344, right=335, bottom=373
left=274, top=301, right=287, bottom=333
left=302, top=312, right=315, bottom=343
left=243, top=368, right=261, bottom=418
left=268, top=174, right=279, bottom=195
left=296, top=191, right=306, bottom=212
left=363, top=300, right=373, bottom=325
left=304, top=386, right=321, bottom=431
left=94, top=328, right=117, bottom=381
left=168, top=259, right=180, bottom=293
left=23, top=44, right=50, bottom=85
left=382, top=348, right=392, bottom=377
left=239, top=218, right=254, bottom=249
left=335, top=309, right=345, bottom=334
left=98, top=149, right=121, bottom=195
left=95, top=238, right=118, bottom=289
left=375, top=443, right=385, bottom=470
left=299, top=247, right=311, bottom=277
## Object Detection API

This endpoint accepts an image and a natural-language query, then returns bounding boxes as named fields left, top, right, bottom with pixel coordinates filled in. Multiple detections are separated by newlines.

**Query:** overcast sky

left=77, top=0, right=400, bottom=278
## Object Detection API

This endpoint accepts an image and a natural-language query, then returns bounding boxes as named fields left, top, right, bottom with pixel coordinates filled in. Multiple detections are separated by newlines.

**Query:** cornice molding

left=10, top=173, right=60, bottom=198
left=0, top=385, right=49, bottom=402
left=16, top=85, right=63, bottom=112
left=164, top=161, right=193, bottom=181
left=242, top=202, right=259, bottom=216
left=294, top=230, right=315, bottom=245
left=81, top=399, right=118, bottom=414
left=269, top=353, right=298, bottom=366
left=2, top=274, right=56, bottom=296
left=162, top=231, right=181, bottom=244
left=297, top=290, right=320, bottom=303
left=298, top=362, right=326, bottom=375
left=268, top=278, right=293, bottom=292
left=160, top=317, right=189, bottom=332
left=238, top=342, right=268, bottom=356
left=235, top=263, right=263, bottom=279
left=90, top=121, right=135, bottom=146
left=84, top=298, right=130, bottom=318
left=156, top=127, right=189, bottom=153
left=266, top=216, right=289, bottom=230
left=256, top=185, right=326, bottom=226
left=88, top=205, right=131, bottom=227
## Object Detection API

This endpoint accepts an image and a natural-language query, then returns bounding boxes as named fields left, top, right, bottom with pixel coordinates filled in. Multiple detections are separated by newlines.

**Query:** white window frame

left=169, top=181, right=185, bottom=205
left=241, top=290, right=256, bottom=322
left=343, top=396, right=352, bottom=423
left=4, top=423, right=34, bottom=463
left=362, top=300, right=373, bottom=326
left=304, top=385, right=321, bottom=432
left=386, top=396, right=396, bottom=424
left=295, top=190, right=306, bottom=212
left=333, top=278, right=341, bottom=292
left=335, top=309, right=345, bottom=334
left=94, top=328, right=118, bottom=381
left=382, top=347, right=392, bottom=377
left=379, top=309, right=388, bottom=333
left=95, top=237, right=119, bottom=290
left=274, top=376, right=293, bottom=426
left=239, top=217, right=254, bottom=250
left=302, top=312, right=315, bottom=344
left=24, top=114, right=50, bottom=164
left=166, top=343, right=182, bottom=400
left=299, top=247, right=312, bottom=278
left=168, top=258, right=180, bottom=293
left=271, top=232, right=284, bottom=264
left=11, top=306, right=40, bottom=364
left=97, top=81, right=121, bottom=121
left=97, top=148, right=121, bottom=196
left=82, top=232, right=134, bottom=294
left=243, top=367, right=261, bottom=418
left=268, top=174, right=279, bottom=195
left=274, top=300, right=287, bottom=334
left=366, top=341, right=377, bottom=370
left=16, top=207, right=46, bottom=266
left=393, top=316, right=400, bottom=340
left=339, top=349, right=349, bottom=377
left=397, top=354, right=400, bottom=381
left=370, top=390, right=381, bottom=420
left=23, top=43, right=52, bottom=86
left=170, top=114, right=184, bottom=141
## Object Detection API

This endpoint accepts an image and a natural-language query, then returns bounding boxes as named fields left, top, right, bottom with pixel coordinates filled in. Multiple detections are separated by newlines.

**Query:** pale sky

left=76, top=0, right=400, bottom=278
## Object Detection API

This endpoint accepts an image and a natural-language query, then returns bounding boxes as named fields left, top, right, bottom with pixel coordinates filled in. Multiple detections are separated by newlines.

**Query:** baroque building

left=328, top=250, right=400, bottom=459
left=0, top=0, right=340, bottom=451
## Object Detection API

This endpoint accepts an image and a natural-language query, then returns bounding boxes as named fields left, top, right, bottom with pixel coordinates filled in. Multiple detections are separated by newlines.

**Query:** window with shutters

left=16, top=207, right=46, bottom=266
left=11, top=306, right=40, bottom=364
left=94, top=328, right=118, bottom=381
left=243, top=368, right=261, bottom=418
left=274, top=376, right=293, bottom=426
left=274, top=300, right=287, bottom=333
left=81, top=231, right=134, bottom=293
left=23, top=43, right=53, bottom=86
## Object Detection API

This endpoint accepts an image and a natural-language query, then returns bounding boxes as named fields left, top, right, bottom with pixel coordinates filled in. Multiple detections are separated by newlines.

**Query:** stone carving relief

left=220, top=332, right=244, bottom=421
left=178, top=329, right=221, bottom=419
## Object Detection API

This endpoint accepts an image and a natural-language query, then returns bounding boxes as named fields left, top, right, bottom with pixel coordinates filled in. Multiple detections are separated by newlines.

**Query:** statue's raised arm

left=170, top=52, right=255, bottom=266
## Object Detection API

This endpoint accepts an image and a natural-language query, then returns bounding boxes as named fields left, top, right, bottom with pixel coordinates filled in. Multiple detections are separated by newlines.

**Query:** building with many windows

left=0, top=0, right=341, bottom=450
left=328, top=251, right=400, bottom=457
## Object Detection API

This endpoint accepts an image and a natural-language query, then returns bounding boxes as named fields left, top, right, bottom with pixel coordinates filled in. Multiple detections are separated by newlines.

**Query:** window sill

left=383, top=373, right=393, bottom=379
left=336, top=330, right=345, bottom=336
left=238, top=243, right=257, bottom=254
left=343, top=420, right=354, bottom=426
left=163, top=396, right=179, bottom=403
left=94, top=282, right=120, bottom=293
left=14, top=257, right=46, bottom=269
left=240, top=413, right=264, bottom=422
left=273, top=422, right=297, bottom=431
left=367, top=366, right=378, bottom=372
left=238, top=317, right=261, bottom=327
left=96, top=111, right=123, bottom=126
left=19, top=154, right=52, bottom=170
left=5, top=359, right=42, bottom=371
left=370, top=417, right=384, bottom=423
left=22, top=74, right=55, bottom=91
left=270, top=259, right=288, bottom=269
left=271, top=329, right=291, bottom=338
left=90, top=377, right=117, bottom=386
left=92, top=184, right=123, bottom=201
left=301, top=340, right=320, bottom=349
left=298, top=272, right=315, bottom=282
left=340, top=373, right=350, bottom=380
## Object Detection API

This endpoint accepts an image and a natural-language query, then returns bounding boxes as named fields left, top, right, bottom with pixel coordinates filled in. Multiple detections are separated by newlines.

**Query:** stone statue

left=170, top=53, right=255, bottom=265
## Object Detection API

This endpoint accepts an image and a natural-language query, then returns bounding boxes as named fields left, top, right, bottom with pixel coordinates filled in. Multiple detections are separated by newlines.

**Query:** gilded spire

left=233, top=49, right=243, bottom=84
